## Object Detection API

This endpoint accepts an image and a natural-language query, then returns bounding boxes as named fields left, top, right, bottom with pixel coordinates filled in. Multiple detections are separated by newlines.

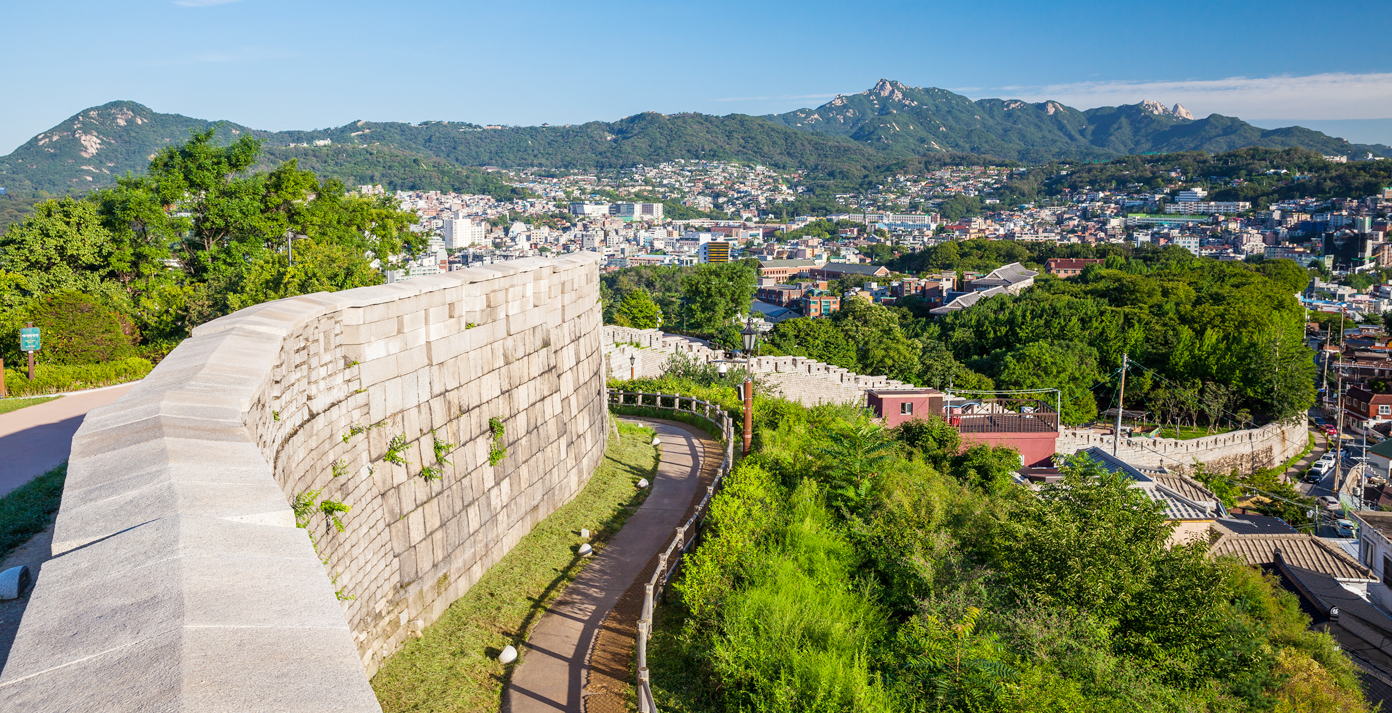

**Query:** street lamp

left=740, top=317, right=759, bottom=455
left=285, top=232, right=310, bottom=267
left=629, top=354, right=636, bottom=381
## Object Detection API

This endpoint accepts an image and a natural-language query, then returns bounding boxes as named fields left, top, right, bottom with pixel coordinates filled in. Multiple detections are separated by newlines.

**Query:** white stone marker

left=498, top=645, right=518, bottom=664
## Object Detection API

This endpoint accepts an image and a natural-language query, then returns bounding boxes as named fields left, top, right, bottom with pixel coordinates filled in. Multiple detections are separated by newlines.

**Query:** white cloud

left=964, top=73, right=1392, bottom=120
left=173, top=0, right=241, bottom=6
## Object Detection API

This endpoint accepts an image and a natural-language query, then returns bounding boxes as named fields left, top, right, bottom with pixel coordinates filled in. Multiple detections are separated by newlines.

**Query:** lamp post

left=740, top=317, right=759, bottom=455
left=630, top=354, right=636, bottom=381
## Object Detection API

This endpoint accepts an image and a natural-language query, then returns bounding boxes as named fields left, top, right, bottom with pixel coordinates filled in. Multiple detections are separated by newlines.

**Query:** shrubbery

left=631, top=370, right=1369, bottom=712
left=3, top=357, right=151, bottom=396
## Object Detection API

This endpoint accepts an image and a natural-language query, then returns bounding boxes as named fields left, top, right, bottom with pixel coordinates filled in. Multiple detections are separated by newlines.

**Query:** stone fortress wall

left=602, top=326, right=911, bottom=406
left=604, top=327, right=1308, bottom=475
left=0, top=254, right=607, bottom=711
left=1057, top=419, right=1309, bottom=476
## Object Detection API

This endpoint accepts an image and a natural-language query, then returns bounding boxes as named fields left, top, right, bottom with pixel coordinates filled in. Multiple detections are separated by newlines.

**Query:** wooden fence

left=608, top=390, right=736, bottom=713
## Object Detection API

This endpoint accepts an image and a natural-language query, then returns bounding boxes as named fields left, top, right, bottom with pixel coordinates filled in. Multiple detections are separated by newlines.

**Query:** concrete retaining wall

left=0, top=254, right=607, bottom=711
left=1056, top=419, right=1309, bottom=475
left=602, top=326, right=910, bottom=406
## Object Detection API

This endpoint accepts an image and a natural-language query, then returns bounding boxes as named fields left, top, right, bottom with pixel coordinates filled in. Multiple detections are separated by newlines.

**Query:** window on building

left=1384, top=554, right=1392, bottom=580
left=1381, top=405, right=1390, bottom=415
left=900, top=402, right=913, bottom=415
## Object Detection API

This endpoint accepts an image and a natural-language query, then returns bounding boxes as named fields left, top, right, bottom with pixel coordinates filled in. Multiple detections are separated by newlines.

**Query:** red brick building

left=1044, top=258, right=1103, bottom=277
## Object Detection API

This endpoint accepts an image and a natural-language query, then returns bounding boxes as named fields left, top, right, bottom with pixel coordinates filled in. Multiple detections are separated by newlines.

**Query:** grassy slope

left=372, top=418, right=659, bottom=712
left=0, top=396, right=57, bottom=415
left=0, top=462, right=65, bottom=562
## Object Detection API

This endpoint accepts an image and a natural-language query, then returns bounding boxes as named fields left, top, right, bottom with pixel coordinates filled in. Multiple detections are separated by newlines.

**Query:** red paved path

left=0, top=384, right=136, bottom=497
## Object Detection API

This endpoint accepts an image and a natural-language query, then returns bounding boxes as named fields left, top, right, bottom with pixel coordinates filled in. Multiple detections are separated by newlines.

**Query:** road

left=0, top=384, right=136, bottom=497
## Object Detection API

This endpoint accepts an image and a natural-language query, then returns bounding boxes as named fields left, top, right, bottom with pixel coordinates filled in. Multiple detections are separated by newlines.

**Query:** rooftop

left=1211, top=532, right=1375, bottom=581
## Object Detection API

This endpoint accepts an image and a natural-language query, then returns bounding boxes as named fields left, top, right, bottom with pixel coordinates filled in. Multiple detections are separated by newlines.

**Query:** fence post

left=638, top=668, right=653, bottom=713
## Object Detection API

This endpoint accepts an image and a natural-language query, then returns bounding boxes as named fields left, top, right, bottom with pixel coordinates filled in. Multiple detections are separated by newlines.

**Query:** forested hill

left=767, top=79, right=1392, bottom=163
left=4, top=86, right=1390, bottom=199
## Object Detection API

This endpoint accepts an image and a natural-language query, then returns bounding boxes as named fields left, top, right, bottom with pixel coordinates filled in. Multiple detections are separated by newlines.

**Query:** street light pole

left=740, top=317, right=758, bottom=456
left=630, top=354, right=636, bottom=381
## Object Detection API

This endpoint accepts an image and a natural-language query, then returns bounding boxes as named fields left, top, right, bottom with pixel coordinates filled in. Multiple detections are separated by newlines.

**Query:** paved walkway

left=504, top=419, right=714, bottom=713
left=0, top=384, right=135, bottom=497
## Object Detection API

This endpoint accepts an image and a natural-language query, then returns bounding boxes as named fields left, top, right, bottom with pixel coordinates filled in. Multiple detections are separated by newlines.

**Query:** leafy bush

left=652, top=393, right=1371, bottom=713
left=23, top=291, right=138, bottom=365
left=3, top=356, right=151, bottom=396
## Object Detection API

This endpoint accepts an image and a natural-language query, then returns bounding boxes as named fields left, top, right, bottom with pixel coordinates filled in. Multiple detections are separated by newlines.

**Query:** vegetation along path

left=505, top=418, right=716, bottom=713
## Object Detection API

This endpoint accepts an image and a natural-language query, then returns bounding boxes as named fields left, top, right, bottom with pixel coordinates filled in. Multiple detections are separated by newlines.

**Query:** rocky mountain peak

left=1139, top=99, right=1170, bottom=116
left=1172, top=103, right=1194, bottom=120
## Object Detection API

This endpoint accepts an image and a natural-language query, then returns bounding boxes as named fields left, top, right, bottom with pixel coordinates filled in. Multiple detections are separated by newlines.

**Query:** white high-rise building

left=442, top=217, right=488, bottom=249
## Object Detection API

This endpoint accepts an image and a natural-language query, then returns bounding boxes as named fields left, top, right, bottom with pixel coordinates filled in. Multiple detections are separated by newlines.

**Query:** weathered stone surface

left=0, top=254, right=607, bottom=710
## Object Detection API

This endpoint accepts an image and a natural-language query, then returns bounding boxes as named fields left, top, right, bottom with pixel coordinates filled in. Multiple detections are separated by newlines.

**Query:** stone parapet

left=1056, top=419, right=1308, bottom=475
left=601, top=326, right=909, bottom=406
left=0, top=254, right=607, bottom=711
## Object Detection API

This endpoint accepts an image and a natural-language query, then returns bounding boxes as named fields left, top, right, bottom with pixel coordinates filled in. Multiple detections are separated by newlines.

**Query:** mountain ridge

left=2, top=82, right=1389, bottom=196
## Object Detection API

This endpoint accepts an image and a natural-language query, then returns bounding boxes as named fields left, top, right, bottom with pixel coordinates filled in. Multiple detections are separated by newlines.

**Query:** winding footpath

left=504, top=418, right=716, bottom=713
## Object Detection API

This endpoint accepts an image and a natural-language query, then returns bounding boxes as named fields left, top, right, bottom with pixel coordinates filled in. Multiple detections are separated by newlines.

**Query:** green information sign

left=19, top=327, right=39, bottom=352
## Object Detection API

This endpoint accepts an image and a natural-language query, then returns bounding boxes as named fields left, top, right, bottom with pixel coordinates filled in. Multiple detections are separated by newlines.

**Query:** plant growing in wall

left=489, top=417, right=508, bottom=466
left=273, top=410, right=280, bottom=421
left=342, top=423, right=367, bottom=443
left=419, top=465, right=443, bottom=481
left=292, top=490, right=322, bottom=529
left=384, top=434, right=410, bottom=466
left=332, top=459, right=349, bottom=478
left=319, top=499, right=351, bottom=532
left=432, top=430, right=455, bottom=466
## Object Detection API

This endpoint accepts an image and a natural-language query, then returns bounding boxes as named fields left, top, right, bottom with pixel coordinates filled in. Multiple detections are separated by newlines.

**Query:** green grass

left=0, top=461, right=66, bottom=562
left=372, top=418, right=659, bottom=713
left=0, top=396, right=58, bottom=415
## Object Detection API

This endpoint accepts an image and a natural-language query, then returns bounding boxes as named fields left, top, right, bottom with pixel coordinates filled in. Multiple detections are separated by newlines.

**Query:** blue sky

left=2, top=0, right=1390, bottom=153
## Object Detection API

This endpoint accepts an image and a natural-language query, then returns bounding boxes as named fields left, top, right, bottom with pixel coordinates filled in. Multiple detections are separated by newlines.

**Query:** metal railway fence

left=608, top=390, right=735, bottom=713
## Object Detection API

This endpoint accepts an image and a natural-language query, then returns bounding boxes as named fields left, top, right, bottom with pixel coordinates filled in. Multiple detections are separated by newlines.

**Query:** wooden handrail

left=609, top=389, right=736, bottom=713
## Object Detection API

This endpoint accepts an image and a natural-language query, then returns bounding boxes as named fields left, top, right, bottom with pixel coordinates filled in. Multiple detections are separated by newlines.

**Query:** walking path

left=0, top=383, right=136, bottom=497
left=504, top=418, right=716, bottom=713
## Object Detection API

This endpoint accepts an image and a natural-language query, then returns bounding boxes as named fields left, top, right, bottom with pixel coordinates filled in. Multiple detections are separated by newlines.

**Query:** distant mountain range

left=2, top=80, right=1389, bottom=196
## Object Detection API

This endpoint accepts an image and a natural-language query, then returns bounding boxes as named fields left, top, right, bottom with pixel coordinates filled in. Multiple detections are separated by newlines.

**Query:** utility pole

left=1114, top=353, right=1129, bottom=456
left=1334, top=349, right=1344, bottom=497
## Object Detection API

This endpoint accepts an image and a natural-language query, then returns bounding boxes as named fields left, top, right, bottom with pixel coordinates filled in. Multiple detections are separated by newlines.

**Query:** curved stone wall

left=602, top=326, right=910, bottom=406
left=0, top=254, right=607, bottom=711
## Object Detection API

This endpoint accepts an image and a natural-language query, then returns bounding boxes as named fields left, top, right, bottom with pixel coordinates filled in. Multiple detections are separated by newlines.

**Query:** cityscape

left=1, top=1, right=1392, bottom=712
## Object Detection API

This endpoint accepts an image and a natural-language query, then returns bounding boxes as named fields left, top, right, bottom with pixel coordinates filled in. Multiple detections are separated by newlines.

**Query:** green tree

left=0, top=197, right=115, bottom=298
left=994, top=340, right=1103, bottom=425
left=612, top=288, right=663, bottom=329
left=680, top=260, right=757, bottom=334
left=769, top=317, right=858, bottom=371
left=833, top=298, right=921, bottom=382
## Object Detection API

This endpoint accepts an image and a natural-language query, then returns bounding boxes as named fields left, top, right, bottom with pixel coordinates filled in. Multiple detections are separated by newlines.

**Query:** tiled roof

left=929, top=286, right=1007, bottom=314
left=1210, top=533, right=1375, bottom=581
left=1153, top=473, right=1219, bottom=503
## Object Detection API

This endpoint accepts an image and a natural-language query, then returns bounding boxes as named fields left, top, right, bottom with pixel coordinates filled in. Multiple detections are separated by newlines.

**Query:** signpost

left=19, top=324, right=39, bottom=381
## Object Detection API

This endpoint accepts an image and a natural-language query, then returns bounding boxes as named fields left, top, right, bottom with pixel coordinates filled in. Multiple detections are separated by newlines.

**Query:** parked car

left=1322, top=425, right=1339, bottom=437
left=1312, top=460, right=1333, bottom=476
left=1303, top=471, right=1323, bottom=484
left=1336, top=519, right=1359, bottom=538
left=1319, top=496, right=1342, bottom=511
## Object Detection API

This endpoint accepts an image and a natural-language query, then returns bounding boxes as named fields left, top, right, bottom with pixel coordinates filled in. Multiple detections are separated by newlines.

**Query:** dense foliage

left=0, top=128, right=424, bottom=366
left=993, top=147, right=1392, bottom=210
left=634, top=374, right=1366, bottom=713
